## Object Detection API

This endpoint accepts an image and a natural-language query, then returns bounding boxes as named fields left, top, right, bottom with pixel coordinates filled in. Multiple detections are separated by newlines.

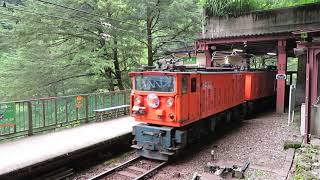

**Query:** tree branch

left=151, top=0, right=161, bottom=30
left=63, top=62, right=93, bottom=69
left=48, top=36, right=72, bottom=47
left=83, top=28, right=100, bottom=37
left=55, top=32, right=99, bottom=41
left=152, top=23, right=193, bottom=56
left=45, top=73, right=96, bottom=86
left=132, top=36, right=148, bottom=46
left=151, top=8, right=160, bottom=30
left=150, top=0, right=160, bottom=25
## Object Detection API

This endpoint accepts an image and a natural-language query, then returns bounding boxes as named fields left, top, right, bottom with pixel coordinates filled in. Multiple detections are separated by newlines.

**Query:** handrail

left=0, top=90, right=130, bottom=104
left=0, top=90, right=131, bottom=142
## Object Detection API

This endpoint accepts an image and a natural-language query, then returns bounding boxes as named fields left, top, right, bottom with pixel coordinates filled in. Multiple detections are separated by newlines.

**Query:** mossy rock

left=284, top=140, right=302, bottom=150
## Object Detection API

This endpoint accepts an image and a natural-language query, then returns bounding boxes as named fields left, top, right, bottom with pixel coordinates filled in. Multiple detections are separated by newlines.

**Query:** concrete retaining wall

left=201, top=3, right=320, bottom=39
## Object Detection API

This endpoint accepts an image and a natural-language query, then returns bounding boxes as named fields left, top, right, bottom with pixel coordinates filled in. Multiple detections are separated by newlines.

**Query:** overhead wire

left=0, top=11, right=95, bottom=39
left=34, top=0, right=166, bottom=35
left=1, top=3, right=150, bottom=39
left=1, top=1, right=182, bottom=45
left=0, top=11, right=19, bottom=20
left=4, top=5, right=100, bottom=27
left=0, top=10, right=146, bottom=45
left=34, top=0, right=147, bottom=29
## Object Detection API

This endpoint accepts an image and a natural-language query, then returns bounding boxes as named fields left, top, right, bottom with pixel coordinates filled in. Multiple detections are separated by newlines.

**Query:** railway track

left=88, top=156, right=167, bottom=180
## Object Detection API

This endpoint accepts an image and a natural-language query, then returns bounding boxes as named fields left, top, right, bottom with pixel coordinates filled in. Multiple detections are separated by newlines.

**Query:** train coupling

left=132, top=124, right=187, bottom=161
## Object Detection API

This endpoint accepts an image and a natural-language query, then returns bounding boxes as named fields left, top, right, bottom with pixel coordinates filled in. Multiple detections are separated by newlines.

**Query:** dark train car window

left=191, top=78, right=197, bottom=92
left=182, top=76, right=188, bottom=94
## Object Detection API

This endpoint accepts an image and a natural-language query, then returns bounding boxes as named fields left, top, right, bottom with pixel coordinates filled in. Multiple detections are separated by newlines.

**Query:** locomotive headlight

left=135, top=96, right=143, bottom=105
left=167, top=97, right=174, bottom=107
left=147, top=93, right=160, bottom=109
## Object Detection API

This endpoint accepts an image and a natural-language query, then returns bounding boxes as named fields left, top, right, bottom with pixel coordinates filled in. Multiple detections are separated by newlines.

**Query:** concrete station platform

left=0, top=116, right=138, bottom=176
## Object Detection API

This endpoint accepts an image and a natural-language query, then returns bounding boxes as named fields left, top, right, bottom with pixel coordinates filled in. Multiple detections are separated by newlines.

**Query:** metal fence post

left=85, top=95, right=89, bottom=123
left=42, top=100, right=46, bottom=127
left=94, top=94, right=97, bottom=109
left=124, top=91, right=129, bottom=115
left=65, top=98, right=69, bottom=123
left=110, top=93, right=113, bottom=107
left=27, top=101, right=33, bottom=136
left=123, top=91, right=126, bottom=105
left=54, top=99, right=58, bottom=125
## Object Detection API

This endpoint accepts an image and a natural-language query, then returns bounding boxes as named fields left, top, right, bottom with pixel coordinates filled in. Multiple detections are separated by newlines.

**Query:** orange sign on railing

left=76, top=96, right=83, bottom=109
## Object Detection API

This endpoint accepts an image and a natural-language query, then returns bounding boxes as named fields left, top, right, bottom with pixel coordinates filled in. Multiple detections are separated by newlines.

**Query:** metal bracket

left=131, top=145, right=142, bottom=150
left=160, top=151, right=175, bottom=155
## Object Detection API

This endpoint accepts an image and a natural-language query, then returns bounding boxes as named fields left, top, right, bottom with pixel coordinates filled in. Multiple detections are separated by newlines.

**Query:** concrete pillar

left=303, top=45, right=320, bottom=144
left=310, top=49, right=319, bottom=104
left=294, top=43, right=309, bottom=143
left=305, top=53, right=311, bottom=144
left=318, top=55, right=320, bottom=97
left=276, top=40, right=287, bottom=113
left=296, top=54, right=307, bottom=105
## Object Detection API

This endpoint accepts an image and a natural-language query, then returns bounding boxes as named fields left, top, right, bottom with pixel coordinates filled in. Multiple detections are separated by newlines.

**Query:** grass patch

left=293, top=146, right=320, bottom=179
left=254, top=170, right=265, bottom=177
left=245, top=169, right=268, bottom=180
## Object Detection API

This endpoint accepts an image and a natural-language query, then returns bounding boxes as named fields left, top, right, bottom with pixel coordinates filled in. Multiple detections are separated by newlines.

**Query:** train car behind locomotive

left=244, top=71, right=277, bottom=101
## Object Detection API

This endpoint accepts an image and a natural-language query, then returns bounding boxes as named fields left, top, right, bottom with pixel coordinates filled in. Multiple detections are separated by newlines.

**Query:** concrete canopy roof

left=208, top=39, right=298, bottom=57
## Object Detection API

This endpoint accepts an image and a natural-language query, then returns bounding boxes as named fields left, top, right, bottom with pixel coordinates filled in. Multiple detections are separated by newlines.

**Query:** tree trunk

left=113, top=37, right=125, bottom=90
left=104, top=67, right=115, bottom=91
left=147, top=7, right=153, bottom=66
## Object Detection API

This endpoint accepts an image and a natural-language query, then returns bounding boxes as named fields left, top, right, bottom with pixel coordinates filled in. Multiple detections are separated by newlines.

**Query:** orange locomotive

left=129, top=70, right=276, bottom=160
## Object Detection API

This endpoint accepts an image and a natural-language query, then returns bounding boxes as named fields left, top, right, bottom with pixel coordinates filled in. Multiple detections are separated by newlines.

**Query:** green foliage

left=0, top=0, right=202, bottom=101
left=0, top=0, right=145, bottom=100
left=204, top=0, right=256, bottom=17
left=294, top=146, right=320, bottom=180
left=283, top=140, right=302, bottom=150
left=204, top=0, right=320, bottom=17
left=0, top=0, right=318, bottom=101
left=125, top=0, right=202, bottom=65
left=261, top=0, right=320, bottom=9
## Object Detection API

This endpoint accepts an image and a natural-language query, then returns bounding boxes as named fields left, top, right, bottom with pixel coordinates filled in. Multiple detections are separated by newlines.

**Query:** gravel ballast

left=73, top=111, right=300, bottom=180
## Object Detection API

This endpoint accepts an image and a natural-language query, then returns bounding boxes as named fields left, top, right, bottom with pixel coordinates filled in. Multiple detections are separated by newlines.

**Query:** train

left=129, top=66, right=276, bottom=161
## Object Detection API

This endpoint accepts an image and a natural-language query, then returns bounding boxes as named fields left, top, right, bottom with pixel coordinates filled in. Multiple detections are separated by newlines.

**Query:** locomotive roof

left=129, top=71, right=269, bottom=75
left=131, top=71, right=244, bottom=74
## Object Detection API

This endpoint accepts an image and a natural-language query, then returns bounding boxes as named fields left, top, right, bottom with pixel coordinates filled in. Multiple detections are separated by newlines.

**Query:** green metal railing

left=0, top=90, right=130, bottom=142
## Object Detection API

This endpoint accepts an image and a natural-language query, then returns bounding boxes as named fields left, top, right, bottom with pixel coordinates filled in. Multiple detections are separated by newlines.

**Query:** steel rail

left=88, top=156, right=167, bottom=180
left=134, top=161, right=167, bottom=180
left=88, top=156, right=142, bottom=180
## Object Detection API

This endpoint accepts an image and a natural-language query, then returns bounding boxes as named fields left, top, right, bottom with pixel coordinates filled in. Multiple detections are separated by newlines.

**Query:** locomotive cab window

left=182, top=76, right=188, bottom=94
left=134, top=75, right=175, bottom=92
left=191, top=78, right=197, bottom=92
